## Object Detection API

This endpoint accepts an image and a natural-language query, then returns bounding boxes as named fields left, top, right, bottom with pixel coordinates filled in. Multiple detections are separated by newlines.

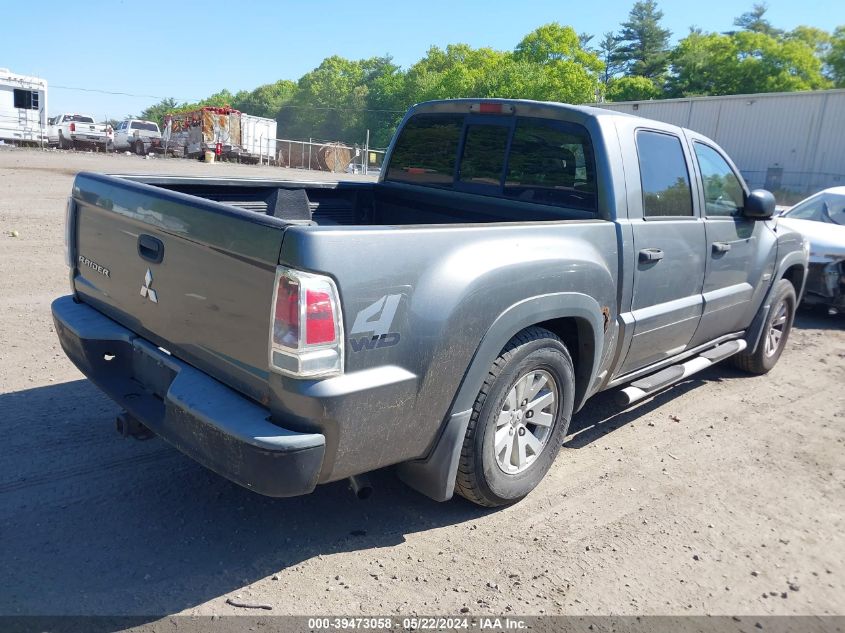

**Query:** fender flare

left=745, top=249, right=808, bottom=354
left=397, top=292, right=605, bottom=501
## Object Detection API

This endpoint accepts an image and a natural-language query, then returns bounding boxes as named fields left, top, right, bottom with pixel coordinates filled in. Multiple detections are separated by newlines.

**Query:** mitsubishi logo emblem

left=140, top=268, right=157, bottom=303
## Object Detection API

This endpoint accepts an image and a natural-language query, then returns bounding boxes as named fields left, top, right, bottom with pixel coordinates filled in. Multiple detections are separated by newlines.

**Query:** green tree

left=733, top=3, right=782, bottom=37
left=786, top=26, right=831, bottom=58
left=598, top=32, right=624, bottom=85
left=138, top=97, right=180, bottom=126
left=665, top=31, right=740, bottom=96
left=606, top=75, right=661, bottom=101
left=828, top=26, right=845, bottom=86
left=666, top=30, right=831, bottom=97
left=579, top=32, right=595, bottom=52
left=514, top=23, right=603, bottom=73
left=612, top=0, right=672, bottom=80
left=232, top=80, right=297, bottom=119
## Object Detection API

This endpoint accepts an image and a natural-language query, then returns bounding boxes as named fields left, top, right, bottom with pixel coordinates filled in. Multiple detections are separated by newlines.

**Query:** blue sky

left=2, top=0, right=843, bottom=120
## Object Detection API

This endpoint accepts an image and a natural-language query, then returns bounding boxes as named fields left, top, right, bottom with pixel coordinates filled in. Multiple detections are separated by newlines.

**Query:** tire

left=58, top=132, right=68, bottom=150
left=455, top=326, right=575, bottom=507
left=135, top=141, right=146, bottom=156
left=732, top=279, right=797, bottom=375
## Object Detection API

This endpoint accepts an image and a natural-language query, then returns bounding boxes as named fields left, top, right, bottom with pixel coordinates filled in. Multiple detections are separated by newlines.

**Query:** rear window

left=130, top=121, right=159, bottom=132
left=458, top=124, right=510, bottom=186
left=385, top=113, right=597, bottom=212
left=64, top=115, right=94, bottom=123
left=504, top=119, right=596, bottom=210
left=385, top=114, right=463, bottom=187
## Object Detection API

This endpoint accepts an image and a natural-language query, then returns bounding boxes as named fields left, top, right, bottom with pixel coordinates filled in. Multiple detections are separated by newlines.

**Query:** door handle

left=639, top=248, right=664, bottom=263
left=712, top=241, right=732, bottom=253
left=138, top=234, right=164, bottom=263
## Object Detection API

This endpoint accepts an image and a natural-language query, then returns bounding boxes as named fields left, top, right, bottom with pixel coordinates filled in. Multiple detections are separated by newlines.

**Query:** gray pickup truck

left=53, top=99, right=808, bottom=507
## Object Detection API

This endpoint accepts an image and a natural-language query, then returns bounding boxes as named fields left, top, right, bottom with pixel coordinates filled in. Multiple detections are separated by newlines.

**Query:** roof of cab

left=411, top=98, right=639, bottom=120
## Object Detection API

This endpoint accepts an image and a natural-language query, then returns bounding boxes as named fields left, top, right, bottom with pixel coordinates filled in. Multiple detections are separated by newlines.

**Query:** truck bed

left=118, top=174, right=597, bottom=227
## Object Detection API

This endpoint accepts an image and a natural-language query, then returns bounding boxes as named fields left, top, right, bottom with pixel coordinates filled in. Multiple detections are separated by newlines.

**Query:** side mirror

left=743, top=189, right=776, bottom=219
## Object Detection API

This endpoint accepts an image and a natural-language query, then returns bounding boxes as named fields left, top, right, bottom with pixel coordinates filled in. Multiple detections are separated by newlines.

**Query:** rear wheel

left=58, top=132, right=69, bottom=150
left=455, top=327, right=575, bottom=507
left=732, top=279, right=796, bottom=374
left=135, top=141, right=146, bottom=156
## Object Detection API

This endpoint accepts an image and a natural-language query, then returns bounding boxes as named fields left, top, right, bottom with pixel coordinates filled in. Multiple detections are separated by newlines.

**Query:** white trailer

left=0, top=69, right=48, bottom=145
left=240, top=113, right=277, bottom=163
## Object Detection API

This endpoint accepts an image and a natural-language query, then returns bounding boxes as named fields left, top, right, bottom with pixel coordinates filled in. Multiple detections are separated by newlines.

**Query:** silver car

left=778, top=187, right=845, bottom=313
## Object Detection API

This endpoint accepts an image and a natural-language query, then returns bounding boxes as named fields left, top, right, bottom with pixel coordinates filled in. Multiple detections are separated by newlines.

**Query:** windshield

left=130, top=121, right=159, bottom=132
left=785, top=192, right=845, bottom=226
left=64, top=115, right=94, bottom=123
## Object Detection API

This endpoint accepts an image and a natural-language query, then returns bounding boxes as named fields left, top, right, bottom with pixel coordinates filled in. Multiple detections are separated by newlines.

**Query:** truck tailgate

left=71, top=172, right=286, bottom=404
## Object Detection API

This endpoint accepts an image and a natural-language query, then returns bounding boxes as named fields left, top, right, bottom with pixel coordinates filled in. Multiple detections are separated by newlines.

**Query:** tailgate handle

left=138, top=234, right=164, bottom=263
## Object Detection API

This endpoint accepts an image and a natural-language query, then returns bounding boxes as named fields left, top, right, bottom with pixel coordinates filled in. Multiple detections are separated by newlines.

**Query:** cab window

left=636, top=130, right=693, bottom=217
left=693, top=142, right=744, bottom=217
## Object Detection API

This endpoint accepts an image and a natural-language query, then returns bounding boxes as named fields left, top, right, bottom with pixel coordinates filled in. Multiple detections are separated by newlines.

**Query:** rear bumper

left=70, top=135, right=107, bottom=143
left=51, top=295, right=326, bottom=497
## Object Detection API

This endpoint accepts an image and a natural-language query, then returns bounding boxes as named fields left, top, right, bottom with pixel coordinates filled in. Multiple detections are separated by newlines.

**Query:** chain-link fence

left=251, top=137, right=384, bottom=175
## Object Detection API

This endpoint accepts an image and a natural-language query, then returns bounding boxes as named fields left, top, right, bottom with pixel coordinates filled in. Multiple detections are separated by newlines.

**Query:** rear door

left=72, top=173, right=287, bottom=404
left=617, top=127, right=707, bottom=375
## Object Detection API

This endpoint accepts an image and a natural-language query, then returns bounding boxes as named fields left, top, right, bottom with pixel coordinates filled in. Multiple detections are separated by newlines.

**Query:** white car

left=777, top=186, right=845, bottom=313
left=113, top=119, right=162, bottom=155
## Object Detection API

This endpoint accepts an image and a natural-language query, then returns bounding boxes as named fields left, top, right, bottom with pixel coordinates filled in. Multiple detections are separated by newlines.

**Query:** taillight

left=69, top=122, right=76, bottom=132
left=305, top=289, right=336, bottom=344
left=270, top=267, right=343, bottom=378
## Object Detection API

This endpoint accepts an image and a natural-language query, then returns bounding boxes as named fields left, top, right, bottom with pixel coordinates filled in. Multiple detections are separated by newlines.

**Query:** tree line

left=138, top=2, right=845, bottom=148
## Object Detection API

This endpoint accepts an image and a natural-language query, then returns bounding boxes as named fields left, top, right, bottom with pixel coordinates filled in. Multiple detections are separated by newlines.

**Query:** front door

left=618, top=129, right=707, bottom=375
left=687, top=140, right=774, bottom=346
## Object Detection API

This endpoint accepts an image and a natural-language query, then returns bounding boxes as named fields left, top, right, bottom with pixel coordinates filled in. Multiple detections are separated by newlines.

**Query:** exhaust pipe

left=115, top=411, right=155, bottom=440
left=348, top=474, right=373, bottom=500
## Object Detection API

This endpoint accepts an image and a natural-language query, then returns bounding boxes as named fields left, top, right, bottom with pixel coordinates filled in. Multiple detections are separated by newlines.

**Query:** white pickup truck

left=47, top=114, right=109, bottom=150
left=113, top=119, right=162, bottom=155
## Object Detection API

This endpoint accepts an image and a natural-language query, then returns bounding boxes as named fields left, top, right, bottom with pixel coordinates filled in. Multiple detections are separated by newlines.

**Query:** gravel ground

left=0, top=148, right=843, bottom=618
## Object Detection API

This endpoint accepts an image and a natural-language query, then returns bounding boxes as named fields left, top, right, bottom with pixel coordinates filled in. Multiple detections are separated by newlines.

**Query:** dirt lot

left=1, top=148, right=843, bottom=618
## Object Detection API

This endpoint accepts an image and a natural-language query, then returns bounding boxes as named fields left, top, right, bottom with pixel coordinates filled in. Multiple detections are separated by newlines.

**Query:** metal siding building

left=597, top=90, right=845, bottom=194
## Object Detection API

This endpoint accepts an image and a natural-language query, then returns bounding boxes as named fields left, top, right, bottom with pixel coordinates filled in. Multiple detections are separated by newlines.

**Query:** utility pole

left=364, top=129, right=370, bottom=176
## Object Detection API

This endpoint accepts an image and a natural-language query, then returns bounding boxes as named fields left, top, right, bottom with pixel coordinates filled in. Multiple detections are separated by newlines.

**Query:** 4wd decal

left=349, top=294, right=402, bottom=352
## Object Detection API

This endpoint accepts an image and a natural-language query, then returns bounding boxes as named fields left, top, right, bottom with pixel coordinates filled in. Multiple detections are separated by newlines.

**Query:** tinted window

left=694, top=143, right=744, bottom=216
left=130, top=121, right=159, bottom=132
left=636, top=131, right=693, bottom=217
left=505, top=119, right=596, bottom=211
left=13, top=89, right=38, bottom=110
left=64, top=114, right=94, bottom=123
left=386, top=114, right=463, bottom=187
left=458, top=124, right=509, bottom=186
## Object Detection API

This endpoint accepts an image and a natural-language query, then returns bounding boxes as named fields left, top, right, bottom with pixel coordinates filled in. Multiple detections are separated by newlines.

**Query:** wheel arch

left=397, top=292, right=605, bottom=501
left=745, top=249, right=807, bottom=355
left=782, top=263, right=805, bottom=298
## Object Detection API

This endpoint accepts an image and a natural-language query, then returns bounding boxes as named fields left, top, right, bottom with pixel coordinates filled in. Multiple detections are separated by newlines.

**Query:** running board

left=617, top=339, right=747, bottom=406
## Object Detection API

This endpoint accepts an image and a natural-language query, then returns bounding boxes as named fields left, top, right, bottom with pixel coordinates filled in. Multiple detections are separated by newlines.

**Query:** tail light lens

left=270, top=267, right=343, bottom=378
left=69, top=122, right=76, bottom=132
